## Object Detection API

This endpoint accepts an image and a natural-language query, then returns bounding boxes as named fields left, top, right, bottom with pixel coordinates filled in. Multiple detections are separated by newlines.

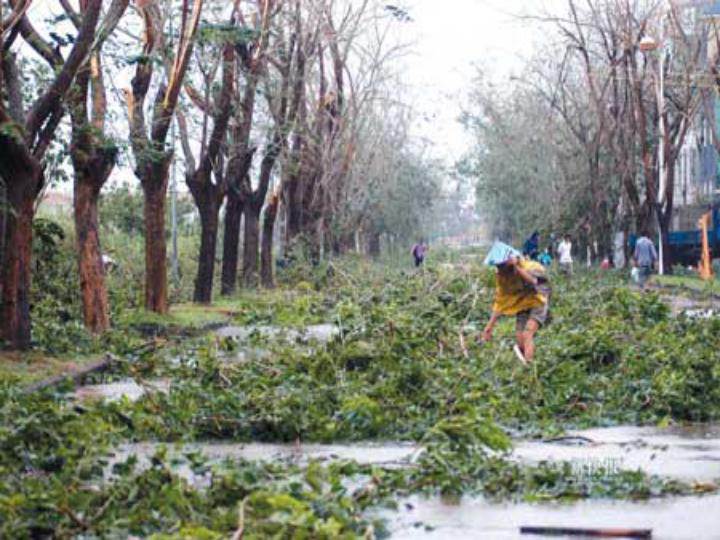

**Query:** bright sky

left=25, top=0, right=565, bottom=193
left=400, top=0, right=563, bottom=163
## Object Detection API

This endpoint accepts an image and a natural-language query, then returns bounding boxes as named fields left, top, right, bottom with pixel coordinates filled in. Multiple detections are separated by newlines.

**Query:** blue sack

left=484, top=241, right=521, bottom=266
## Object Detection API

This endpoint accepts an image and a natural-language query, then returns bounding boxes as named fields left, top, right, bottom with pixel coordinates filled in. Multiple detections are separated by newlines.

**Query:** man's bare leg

left=522, top=319, right=540, bottom=362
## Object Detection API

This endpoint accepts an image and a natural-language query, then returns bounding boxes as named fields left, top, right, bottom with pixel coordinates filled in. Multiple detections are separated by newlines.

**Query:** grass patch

left=118, top=303, right=239, bottom=331
left=653, top=274, right=720, bottom=294
left=0, top=351, right=103, bottom=385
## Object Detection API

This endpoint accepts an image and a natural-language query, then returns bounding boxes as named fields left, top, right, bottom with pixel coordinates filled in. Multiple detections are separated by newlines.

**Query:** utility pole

left=657, top=18, right=666, bottom=276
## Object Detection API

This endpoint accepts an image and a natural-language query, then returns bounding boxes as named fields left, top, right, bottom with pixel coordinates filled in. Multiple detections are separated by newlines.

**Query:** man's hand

left=482, top=324, right=493, bottom=342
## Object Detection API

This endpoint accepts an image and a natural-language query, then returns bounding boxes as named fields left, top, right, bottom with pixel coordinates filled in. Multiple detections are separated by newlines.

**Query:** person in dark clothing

left=523, top=231, right=540, bottom=261
left=412, top=241, right=428, bottom=267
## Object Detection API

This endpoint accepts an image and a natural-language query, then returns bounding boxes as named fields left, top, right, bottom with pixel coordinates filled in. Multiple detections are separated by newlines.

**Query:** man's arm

left=483, top=311, right=500, bottom=341
left=508, top=257, right=538, bottom=287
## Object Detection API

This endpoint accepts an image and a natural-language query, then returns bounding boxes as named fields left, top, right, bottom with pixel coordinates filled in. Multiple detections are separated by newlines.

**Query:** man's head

left=484, top=241, right=521, bottom=267
left=496, top=256, right=518, bottom=275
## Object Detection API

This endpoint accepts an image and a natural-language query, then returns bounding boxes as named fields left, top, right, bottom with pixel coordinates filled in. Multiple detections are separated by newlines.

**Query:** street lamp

left=639, top=30, right=667, bottom=275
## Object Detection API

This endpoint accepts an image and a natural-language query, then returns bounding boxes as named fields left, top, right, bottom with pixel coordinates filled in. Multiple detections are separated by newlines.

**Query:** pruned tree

left=220, top=0, right=279, bottom=295
left=125, top=0, right=203, bottom=313
left=0, top=0, right=103, bottom=349
left=65, top=0, right=130, bottom=333
left=178, top=14, right=236, bottom=303
left=223, top=0, right=287, bottom=289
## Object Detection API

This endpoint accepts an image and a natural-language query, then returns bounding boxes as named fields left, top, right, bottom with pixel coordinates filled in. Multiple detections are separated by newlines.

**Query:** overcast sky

left=26, top=0, right=565, bottom=192
left=399, top=0, right=563, bottom=163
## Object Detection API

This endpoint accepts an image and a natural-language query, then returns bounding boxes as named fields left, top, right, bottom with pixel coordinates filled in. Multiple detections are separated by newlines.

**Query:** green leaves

left=196, top=24, right=259, bottom=47
left=5, top=258, right=720, bottom=537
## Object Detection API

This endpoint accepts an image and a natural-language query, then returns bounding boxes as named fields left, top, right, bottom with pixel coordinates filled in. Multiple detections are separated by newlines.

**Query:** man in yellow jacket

left=482, top=241, right=551, bottom=364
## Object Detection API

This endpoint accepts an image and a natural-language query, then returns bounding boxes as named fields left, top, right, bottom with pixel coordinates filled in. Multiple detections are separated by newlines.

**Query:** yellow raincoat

left=492, top=259, right=548, bottom=316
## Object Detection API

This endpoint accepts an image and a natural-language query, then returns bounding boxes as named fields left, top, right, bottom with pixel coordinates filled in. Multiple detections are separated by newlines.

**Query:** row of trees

left=0, top=0, right=441, bottom=350
left=463, top=0, right=720, bottom=264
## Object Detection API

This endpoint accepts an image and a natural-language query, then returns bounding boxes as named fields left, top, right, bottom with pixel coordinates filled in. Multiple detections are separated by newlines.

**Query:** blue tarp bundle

left=484, top=241, right=521, bottom=266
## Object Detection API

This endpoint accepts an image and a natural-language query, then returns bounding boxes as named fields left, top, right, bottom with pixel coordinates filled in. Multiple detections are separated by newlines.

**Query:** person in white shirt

left=557, top=235, right=573, bottom=274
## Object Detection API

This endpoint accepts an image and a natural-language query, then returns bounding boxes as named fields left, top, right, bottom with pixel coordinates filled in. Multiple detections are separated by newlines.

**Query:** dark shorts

left=516, top=301, right=550, bottom=332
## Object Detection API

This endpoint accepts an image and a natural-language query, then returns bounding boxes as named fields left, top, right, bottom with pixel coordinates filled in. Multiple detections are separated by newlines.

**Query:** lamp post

left=639, top=27, right=667, bottom=275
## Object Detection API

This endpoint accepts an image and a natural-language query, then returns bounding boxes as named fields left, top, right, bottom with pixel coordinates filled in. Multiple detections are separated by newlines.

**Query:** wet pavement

left=111, top=440, right=420, bottom=469
left=102, top=423, right=720, bottom=538
left=387, top=492, right=720, bottom=540
left=73, top=378, right=170, bottom=402
left=514, top=424, right=720, bottom=483
left=214, top=323, right=339, bottom=364
left=215, top=323, right=340, bottom=342
left=662, top=294, right=718, bottom=318
left=389, top=424, right=720, bottom=539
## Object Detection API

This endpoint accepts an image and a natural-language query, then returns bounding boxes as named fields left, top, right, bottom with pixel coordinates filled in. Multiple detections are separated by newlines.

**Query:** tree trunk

left=193, top=195, right=220, bottom=303
left=261, top=194, right=279, bottom=288
left=1, top=180, right=37, bottom=350
left=74, top=178, right=110, bottom=332
left=0, top=179, right=6, bottom=271
left=284, top=176, right=302, bottom=248
left=659, top=207, right=673, bottom=275
left=141, top=171, right=169, bottom=314
left=338, top=230, right=355, bottom=254
left=221, top=188, right=243, bottom=295
left=367, top=231, right=381, bottom=258
left=243, top=204, right=261, bottom=288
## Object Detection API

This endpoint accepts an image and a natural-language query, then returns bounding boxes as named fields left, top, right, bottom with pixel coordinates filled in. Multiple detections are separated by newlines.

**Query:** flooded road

left=514, top=424, right=720, bottom=483
left=387, top=492, right=720, bottom=540
left=662, top=293, right=718, bottom=318
left=73, top=378, right=170, bottom=402
left=215, top=323, right=340, bottom=342
left=390, top=424, right=720, bottom=540
left=111, top=440, right=419, bottom=470
left=71, top=320, right=720, bottom=540
left=109, top=424, right=720, bottom=483
left=106, top=423, right=720, bottom=538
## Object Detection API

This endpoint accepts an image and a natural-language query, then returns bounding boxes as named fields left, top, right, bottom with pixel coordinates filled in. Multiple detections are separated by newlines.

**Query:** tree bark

left=187, top=165, right=222, bottom=304
left=0, top=0, right=102, bottom=349
left=69, top=46, right=119, bottom=334
left=284, top=173, right=302, bottom=244
left=0, top=179, right=6, bottom=269
left=367, top=232, right=381, bottom=258
left=182, top=42, right=234, bottom=303
left=221, top=187, right=243, bottom=295
left=243, top=203, right=261, bottom=288
left=261, top=193, right=279, bottom=288
left=126, top=0, right=203, bottom=314
left=1, top=175, right=38, bottom=349
left=74, top=177, right=110, bottom=332
left=193, top=196, right=220, bottom=303
left=141, top=164, right=170, bottom=313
